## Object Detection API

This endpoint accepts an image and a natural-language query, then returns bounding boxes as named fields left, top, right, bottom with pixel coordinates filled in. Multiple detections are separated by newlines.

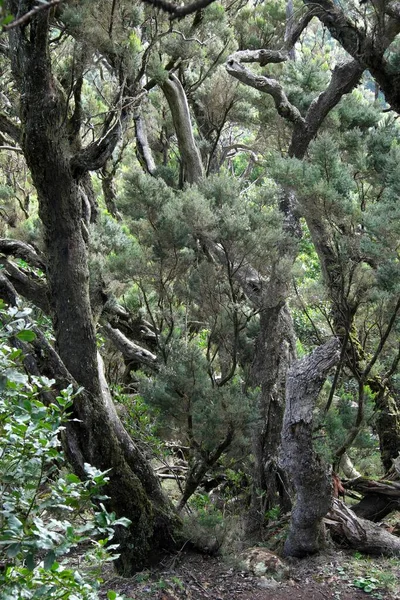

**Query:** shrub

left=0, top=301, right=128, bottom=599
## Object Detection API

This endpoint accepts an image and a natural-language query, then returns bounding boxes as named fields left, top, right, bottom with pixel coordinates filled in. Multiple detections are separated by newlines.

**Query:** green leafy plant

left=352, top=576, right=380, bottom=593
left=0, top=301, right=129, bottom=599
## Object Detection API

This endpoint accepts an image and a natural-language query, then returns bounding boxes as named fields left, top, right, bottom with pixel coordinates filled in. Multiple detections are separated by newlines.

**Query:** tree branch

left=0, top=113, right=21, bottom=144
left=70, top=118, right=123, bottom=176
left=102, top=322, right=158, bottom=367
left=226, top=55, right=304, bottom=125
left=134, top=113, right=157, bottom=175
left=303, top=0, right=400, bottom=112
left=2, top=0, right=63, bottom=31
left=289, top=59, right=363, bottom=157
left=0, top=260, right=50, bottom=313
left=140, top=0, right=216, bottom=19
left=0, top=238, right=46, bottom=270
left=161, top=73, right=204, bottom=183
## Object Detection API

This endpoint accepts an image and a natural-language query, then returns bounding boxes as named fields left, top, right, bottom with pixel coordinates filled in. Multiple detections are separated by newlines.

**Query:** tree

left=2, top=0, right=400, bottom=569
left=2, top=0, right=179, bottom=574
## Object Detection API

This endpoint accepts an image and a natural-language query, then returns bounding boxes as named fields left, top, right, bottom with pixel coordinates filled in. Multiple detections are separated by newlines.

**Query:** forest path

left=101, top=549, right=397, bottom=599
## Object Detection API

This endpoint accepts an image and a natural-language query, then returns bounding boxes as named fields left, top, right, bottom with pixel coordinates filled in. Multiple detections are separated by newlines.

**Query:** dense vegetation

left=1, top=0, right=400, bottom=590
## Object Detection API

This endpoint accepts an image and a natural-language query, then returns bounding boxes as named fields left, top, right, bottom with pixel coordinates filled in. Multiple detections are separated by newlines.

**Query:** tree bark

left=226, top=45, right=363, bottom=534
left=161, top=74, right=204, bottom=184
left=7, top=1, right=179, bottom=573
left=247, top=302, right=296, bottom=528
left=326, top=498, right=400, bottom=556
left=281, top=338, right=340, bottom=557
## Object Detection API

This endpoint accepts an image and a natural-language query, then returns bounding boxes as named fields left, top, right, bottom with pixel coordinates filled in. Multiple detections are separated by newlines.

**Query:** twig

left=2, top=0, right=64, bottom=31
left=0, top=145, right=23, bottom=153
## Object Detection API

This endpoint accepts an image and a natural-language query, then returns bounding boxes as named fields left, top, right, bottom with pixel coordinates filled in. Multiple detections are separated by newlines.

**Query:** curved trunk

left=161, top=74, right=204, bottom=184
left=8, top=3, right=179, bottom=573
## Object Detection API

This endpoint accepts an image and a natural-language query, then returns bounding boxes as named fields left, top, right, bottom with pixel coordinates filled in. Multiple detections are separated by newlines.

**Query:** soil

left=101, top=549, right=397, bottom=600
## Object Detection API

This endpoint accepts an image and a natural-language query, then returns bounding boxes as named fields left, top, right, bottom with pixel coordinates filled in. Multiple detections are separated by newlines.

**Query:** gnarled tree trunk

left=281, top=338, right=340, bottom=557
left=7, top=0, right=179, bottom=574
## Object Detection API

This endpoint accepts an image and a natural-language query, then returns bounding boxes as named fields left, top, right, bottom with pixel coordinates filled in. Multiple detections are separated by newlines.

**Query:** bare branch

left=225, top=56, right=305, bottom=126
left=70, top=119, right=122, bottom=176
left=0, top=144, right=23, bottom=153
left=0, top=259, right=50, bottom=313
left=102, top=322, right=158, bottom=367
left=363, top=296, right=400, bottom=380
left=284, top=6, right=315, bottom=50
left=140, top=0, right=216, bottom=19
left=229, top=49, right=288, bottom=66
left=2, top=0, right=64, bottom=32
left=289, top=59, right=363, bottom=157
left=0, top=114, right=21, bottom=144
left=0, top=238, right=46, bottom=270
left=303, top=0, right=400, bottom=112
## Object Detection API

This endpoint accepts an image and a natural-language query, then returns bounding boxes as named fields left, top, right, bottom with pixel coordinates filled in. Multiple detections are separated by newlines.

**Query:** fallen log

left=325, top=499, right=400, bottom=556
left=343, top=468, right=400, bottom=521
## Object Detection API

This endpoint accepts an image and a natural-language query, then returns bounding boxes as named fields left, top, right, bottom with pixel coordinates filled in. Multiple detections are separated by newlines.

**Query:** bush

left=0, top=301, right=129, bottom=599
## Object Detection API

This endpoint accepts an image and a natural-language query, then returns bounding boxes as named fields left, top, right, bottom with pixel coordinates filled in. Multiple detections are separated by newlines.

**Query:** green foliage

left=0, top=0, right=13, bottom=26
left=337, top=90, right=380, bottom=131
left=112, top=388, right=164, bottom=457
left=0, top=302, right=128, bottom=600
left=234, top=0, right=286, bottom=50
left=139, top=337, right=253, bottom=453
left=352, top=576, right=380, bottom=594
left=313, top=384, right=380, bottom=470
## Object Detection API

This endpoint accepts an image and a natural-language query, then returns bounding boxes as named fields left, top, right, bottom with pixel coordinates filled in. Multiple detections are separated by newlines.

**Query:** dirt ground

left=101, top=549, right=399, bottom=600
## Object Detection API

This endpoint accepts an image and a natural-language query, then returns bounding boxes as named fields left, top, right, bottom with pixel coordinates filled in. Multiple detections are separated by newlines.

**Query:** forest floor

left=101, top=548, right=400, bottom=600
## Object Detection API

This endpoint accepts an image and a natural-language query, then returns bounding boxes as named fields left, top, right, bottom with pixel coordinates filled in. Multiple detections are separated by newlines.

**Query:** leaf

left=107, top=592, right=117, bottom=600
left=6, top=543, right=21, bottom=558
left=66, top=473, right=81, bottom=484
left=25, top=552, right=35, bottom=571
left=43, top=550, right=56, bottom=570
left=5, top=368, right=29, bottom=385
left=16, top=329, right=36, bottom=342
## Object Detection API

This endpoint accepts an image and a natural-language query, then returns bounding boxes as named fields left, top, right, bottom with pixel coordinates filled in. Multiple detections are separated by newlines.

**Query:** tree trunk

left=161, top=74, right=204, bottom=184
left=281, top=338, right=340, bottom=557
left=224, top=53, right=362, bottom=538
left=247, top=303, right=296, bottom=530
left=8, top=2, right=179, bottom=573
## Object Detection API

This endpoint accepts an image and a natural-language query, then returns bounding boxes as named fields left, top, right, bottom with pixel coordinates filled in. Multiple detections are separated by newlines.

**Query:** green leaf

left=43, top=550, right=56, bottom=570
left=66, top=473, right=81, bottom=484
left=107, top=592, right=117, bottom=600
left=6, top=543, right=21, bottom=558
left=16, top=329, right=36, bottom=342
left=25, top=552, right=35, bottom=571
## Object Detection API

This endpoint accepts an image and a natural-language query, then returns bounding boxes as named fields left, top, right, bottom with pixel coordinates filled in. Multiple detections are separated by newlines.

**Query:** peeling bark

left=326, top=499, right=400, bottom=556
left=281, top=338, right=340, bottom=557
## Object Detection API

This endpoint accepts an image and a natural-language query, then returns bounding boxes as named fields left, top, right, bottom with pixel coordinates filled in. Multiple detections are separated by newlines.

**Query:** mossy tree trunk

left=7, top=0, right=179, bottom=573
